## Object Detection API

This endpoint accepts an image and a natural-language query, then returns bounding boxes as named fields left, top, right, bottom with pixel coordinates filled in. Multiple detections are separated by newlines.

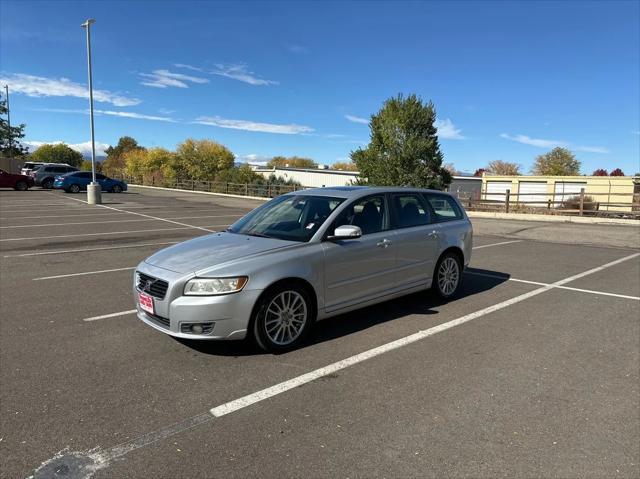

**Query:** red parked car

left=0, top=168, right=35, bottom=191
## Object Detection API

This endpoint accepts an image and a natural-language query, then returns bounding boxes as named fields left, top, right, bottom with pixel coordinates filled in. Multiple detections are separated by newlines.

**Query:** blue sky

left=1, top=0, right=638, bottom=174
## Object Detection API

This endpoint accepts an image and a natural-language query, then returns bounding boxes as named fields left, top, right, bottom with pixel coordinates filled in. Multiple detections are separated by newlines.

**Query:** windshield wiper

left=243, top=231, right=272, bottom=238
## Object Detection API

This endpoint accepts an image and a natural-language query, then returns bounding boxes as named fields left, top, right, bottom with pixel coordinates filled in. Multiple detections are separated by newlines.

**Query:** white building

left=254, top=166, right=360, bottom=188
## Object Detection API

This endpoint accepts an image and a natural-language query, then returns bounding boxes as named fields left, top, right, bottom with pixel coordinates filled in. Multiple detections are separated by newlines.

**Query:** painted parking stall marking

left=29, top=251, right=639, bottom=478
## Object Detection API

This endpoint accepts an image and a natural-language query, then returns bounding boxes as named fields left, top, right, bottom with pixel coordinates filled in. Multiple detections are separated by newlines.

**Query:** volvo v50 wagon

left=134, top=187, right=473, bottom=352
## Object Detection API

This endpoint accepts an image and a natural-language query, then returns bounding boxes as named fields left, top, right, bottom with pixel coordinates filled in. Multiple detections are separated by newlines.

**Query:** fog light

left=191, top=324, right=204, bottom=334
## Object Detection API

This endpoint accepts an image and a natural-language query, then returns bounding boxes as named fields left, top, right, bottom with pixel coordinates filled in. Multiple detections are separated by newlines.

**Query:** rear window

left=423, top=194, right=464, bottom=221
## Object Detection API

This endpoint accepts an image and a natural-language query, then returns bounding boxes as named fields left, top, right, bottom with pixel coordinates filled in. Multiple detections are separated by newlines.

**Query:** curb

left=467, top=211, right=639, bottom=226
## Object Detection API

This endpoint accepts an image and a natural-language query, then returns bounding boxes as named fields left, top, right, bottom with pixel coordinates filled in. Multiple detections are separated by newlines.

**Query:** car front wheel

left=433, top=252, right=462, bottom=299
left=252, top=283, right=315, bottom=353
left=14, top=181, right=28, bottom=191
left=69, top=184, right=81, bottom=194
left=111, top=184, right=123, bottom=193
left=42, top=178, right=54, bottom=189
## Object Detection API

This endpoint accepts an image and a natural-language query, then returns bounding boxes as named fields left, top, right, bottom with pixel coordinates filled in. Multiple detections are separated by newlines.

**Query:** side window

left=54, top=166, right=67, bottom=173
left=333, top=195, right=387, bottom=235
left=424, top=194, right=463, bottom=221
left=392, top=194, right=431, bottom=228
left=96, top=173, right=106, bottom=180
left=81, top=172, right=93, bottom=179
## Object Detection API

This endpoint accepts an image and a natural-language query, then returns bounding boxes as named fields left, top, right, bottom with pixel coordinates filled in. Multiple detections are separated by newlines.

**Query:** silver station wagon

left=134, top=186, right=473, bottom=352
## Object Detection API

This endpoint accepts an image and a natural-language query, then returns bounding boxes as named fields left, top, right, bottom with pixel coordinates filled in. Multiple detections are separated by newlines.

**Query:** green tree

left=102, top=136, right=144, bottom=176
left=30, top=143, right=83, bottom=167
left=532, top=147, right=581, bottom=175
left=267, top=156, right=317, bottom=169
left=486, top=160, right=521, bottom=176
left=350, top=94, right=451, bottom=189
left=175, top=138, right=235, bottom=181
left=0, top=92, right=28, bottom=159
left=216, top=164, right=262, bottom=184
left=80, top=159, right=102, bottom=172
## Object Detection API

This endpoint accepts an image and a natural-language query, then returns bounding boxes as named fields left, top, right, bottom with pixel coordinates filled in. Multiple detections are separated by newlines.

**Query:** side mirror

left=327, top=225, right=362, bottom=241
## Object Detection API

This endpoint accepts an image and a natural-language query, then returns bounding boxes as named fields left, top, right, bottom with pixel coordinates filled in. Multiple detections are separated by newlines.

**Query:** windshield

left=228, top=195, right=344, bottom=242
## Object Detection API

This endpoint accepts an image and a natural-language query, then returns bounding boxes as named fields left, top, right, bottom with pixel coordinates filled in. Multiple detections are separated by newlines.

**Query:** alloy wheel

left=264, top=290, right=308, bottom=346
left=437, top=257, right=460, bottom=296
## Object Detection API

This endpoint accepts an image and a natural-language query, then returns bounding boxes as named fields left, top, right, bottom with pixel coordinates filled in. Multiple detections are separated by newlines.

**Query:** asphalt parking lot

left=1, top=186, right=639, bottom=479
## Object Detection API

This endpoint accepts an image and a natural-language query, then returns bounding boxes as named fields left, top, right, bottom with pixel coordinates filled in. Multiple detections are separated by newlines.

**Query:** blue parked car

left=53, top=171, right=128, bottom=193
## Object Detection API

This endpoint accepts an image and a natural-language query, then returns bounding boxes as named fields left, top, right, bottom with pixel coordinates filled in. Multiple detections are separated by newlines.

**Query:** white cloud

left=435, top=118, right=465, bottom=140
left=139, top=69, right=209, bottom=88
left=345, top=114, right=368, bottom=124
left=96, top=109, right=176, bottom=122
left=172, top=63, right=278, bottom=86
left=574, top=145, right=611, bottom=154
left=501, top=133, right=609, bottom=154
left=24, top=140, right=111, bottom=157
left=287, top=45, right=308, bottom=54
left=0, top=73, right=140, bottom=107
left=194, top=116, right=313, bottom=135
left=209, top=64, right=278, bottom=86
left=236, top=154, right=270, bottom=166
left=500, top=133, right=566, bottom=148
left=34, top=107, right=175, bottom=122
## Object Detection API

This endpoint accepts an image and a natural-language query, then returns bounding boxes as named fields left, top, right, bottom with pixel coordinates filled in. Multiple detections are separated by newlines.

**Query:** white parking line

left=0, top=223, right=228, bottom=242
left=33, top=267, right=136, bottom=281
left=3, top=241, right=180, bottom=258
left=0, top=209, right=249, bottom=220
left=472, top=240, right=522, bottom=250
left=0, top=214, right=242, bottom=229
left=54, top=194, right=217, bottom=233
left=83, top=310, right=137, bottom=322
left=69, top=251, right=637, bottom=470
left=466, top=270, right=640, bottom=301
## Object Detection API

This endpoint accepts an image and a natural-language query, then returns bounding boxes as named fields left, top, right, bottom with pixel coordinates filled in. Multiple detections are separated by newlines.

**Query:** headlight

left=183, top=277, right=248, bottom=296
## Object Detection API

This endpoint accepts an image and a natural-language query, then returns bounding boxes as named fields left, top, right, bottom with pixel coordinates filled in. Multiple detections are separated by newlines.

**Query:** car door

left=321, top=194, right=398, bottom=313
left=0, top=170, right=10, bottom=188
left=390, top=193, right=439, bottom=288
left=95, top=173, right=110, bottom=189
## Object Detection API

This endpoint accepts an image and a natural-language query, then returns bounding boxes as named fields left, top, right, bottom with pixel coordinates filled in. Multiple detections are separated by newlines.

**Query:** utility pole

left=81, top=18, right=101, bottom=204
left=4, top=85, right=14, bottom=171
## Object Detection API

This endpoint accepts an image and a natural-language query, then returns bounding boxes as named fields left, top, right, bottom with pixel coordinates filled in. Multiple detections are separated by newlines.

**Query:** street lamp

left=81, top=18, right=101, bottom=205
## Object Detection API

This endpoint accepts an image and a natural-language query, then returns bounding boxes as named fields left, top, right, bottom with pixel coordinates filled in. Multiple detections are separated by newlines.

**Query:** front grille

left=136, top=272, right=169, bottom=299
left=145, top=311, right=170, bottom=329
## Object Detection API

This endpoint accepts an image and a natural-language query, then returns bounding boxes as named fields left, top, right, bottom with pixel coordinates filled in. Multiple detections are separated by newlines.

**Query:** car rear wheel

left=42, top=178, right=54, bottom=189
left=14, top=181, right=28, bottom=191
left=252, top=283, right=315, bottom=353
left=69, top=184, right=81, bottom=194
left=433, top=252, right=462, bottom=299
left=111, top=184, right=123, bottom=193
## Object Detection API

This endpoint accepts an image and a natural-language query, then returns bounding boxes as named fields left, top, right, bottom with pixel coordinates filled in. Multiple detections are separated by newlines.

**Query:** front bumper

left=133, top=262, right=262, bottom=340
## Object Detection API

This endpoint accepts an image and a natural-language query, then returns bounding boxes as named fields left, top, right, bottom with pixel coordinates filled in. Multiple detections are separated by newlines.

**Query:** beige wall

left=0, top=157, right=25, bottom=174
left=482, top=175, right=639, bottom=212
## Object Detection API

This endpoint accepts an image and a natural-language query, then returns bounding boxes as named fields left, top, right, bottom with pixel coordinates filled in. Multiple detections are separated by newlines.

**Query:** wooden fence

left=453, top=188, right=640, bottom=219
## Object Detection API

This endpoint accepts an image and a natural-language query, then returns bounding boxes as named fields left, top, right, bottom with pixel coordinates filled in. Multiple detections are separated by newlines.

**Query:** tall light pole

left=81, top=18, right=101, bottom=205
left=4, top=85, right=14, bottom=172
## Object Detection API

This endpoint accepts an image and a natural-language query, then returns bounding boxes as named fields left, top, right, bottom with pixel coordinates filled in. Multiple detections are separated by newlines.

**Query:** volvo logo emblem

left=143, top=279, right=153, bottom=292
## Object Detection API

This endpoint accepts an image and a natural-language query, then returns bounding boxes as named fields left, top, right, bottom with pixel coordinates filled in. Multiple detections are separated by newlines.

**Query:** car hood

left=144, top=231, right=295, bottom=274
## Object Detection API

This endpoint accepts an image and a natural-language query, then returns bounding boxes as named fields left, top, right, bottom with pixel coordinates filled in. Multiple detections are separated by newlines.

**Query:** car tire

left=69, top=184, right=81, bottom=194
left=14, top=181, right=28, bottom=191
left=432, top=251, right=462, bottom=299
left=111, top=184, right=122, bottom=193
left=252, top=282, right=315, bottom=353
left=42, top=178, right=54, bottom=189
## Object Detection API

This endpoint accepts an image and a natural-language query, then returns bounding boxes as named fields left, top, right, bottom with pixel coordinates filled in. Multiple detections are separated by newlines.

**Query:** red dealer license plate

left=138, top=291, right=154, bottom=315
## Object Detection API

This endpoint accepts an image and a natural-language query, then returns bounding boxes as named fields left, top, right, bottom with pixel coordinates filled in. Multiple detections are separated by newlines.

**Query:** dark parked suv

left=32, top=164, right=78, bottom=189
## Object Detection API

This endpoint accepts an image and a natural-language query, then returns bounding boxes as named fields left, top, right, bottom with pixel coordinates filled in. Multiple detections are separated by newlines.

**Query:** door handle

left=377, top=239, right=392, bottom=248
left=428, top=230, right=439, bottom=238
